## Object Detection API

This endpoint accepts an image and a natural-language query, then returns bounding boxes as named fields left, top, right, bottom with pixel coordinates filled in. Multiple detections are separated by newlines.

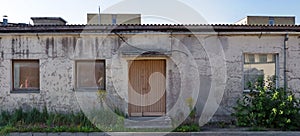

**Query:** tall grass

left=0, top=107, right=98, bottom=134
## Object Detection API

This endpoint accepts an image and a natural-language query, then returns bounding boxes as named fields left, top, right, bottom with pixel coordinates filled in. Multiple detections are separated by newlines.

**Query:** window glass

left=244, top=54, right=277, bottom=90
left=76, top=60, right=105, bottom=90
left=245, top=54, right=255, bottom=64
left=13, top=60, right=40, bottom=91
left=259, top=54, right=268, bottom=63
left=268, top=54, right=276, bottom=63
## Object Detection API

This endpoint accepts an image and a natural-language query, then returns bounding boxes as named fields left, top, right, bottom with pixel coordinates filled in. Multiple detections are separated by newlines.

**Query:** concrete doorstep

left=8, top=132, right=300, bottom=136
left=124, top=116, right=173, bottom=129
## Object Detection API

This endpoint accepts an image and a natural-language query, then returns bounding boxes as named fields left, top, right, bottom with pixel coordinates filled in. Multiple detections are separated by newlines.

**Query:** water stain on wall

left=46, top=37, right=56, bottom=58
left=0, top=37, right=3, bottom=60
left=12, top=38, right=15, bottom=55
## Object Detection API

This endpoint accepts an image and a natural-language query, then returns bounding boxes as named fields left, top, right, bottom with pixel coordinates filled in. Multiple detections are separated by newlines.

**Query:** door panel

left=128, top=60, right=166, bottom=117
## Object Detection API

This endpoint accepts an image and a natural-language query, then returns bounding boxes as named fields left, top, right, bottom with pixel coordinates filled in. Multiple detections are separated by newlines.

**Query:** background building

left=235, top=16, right=295, bottom=25
left=31, top=17, right=67, bottom=25
left=87, top=13, right=141, bottom=25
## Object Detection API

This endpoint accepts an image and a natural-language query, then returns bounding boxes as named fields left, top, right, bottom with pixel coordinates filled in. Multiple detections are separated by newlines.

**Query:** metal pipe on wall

left=284, top=33, right=289, bottom=91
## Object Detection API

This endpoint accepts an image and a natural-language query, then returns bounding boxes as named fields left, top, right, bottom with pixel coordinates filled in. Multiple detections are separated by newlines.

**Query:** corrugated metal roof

left=0, top=24, right=300, bottom=33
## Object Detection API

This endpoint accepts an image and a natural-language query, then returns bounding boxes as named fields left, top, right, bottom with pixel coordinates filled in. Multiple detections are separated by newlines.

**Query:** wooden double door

left=128, top=60, right=166, bottom=117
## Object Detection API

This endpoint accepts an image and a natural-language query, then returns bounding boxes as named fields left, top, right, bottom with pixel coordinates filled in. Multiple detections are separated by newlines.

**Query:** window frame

left=11, top=59, right=40, bottom=93
left=242, top=53, right=279, bottom=93
left=75, top=60, right=106, bottom=91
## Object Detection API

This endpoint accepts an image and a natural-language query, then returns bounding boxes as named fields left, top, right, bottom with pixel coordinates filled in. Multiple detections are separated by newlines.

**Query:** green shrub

left=0, top=111, right=10, bottom=126
left=89, top=109, right=125, bottom=131
left=179, top=97, right=197, bottom=126
left=10, top=108, right=24, bottom=125
left=0, top=125, right=17, bottom=135
left=233, top=78, right=300, bottom=130
left=24, top=108, right=46, bottom=124
left=114, top=108, right=126, bottom=118
left=173, top=124, right=200, bottom=132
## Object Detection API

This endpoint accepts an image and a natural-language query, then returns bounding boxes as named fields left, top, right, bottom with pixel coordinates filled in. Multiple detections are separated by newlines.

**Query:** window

left=75, top=60, right=105, bottom=90
left=259, top=54, right=268, bottom=63
left=244, top=54, right=275, bottom=64
left=269, top=17, right=275, bottom=25
left=12, top=60, right=40, bottom=92
left=243, top=54, right=278, bottom=91
left=244, top=54, right=255, bottom=64
left=112, top=15, right=117, bottom=24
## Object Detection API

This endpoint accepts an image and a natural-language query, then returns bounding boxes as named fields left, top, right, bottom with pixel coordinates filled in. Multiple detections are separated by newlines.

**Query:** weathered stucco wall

left=0, top=32, right=299, bottom=123
left=286, top=36, right=300, bottom=93
left=212, top=35, right=286, bottom=121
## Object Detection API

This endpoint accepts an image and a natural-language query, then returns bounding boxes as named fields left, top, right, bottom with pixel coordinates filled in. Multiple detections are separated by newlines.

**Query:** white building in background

left=87, top=13, right=141, bottom=24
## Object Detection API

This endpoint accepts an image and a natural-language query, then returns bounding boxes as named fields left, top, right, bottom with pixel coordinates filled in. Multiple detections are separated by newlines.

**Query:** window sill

left=11, top=89, right=40, bottom=94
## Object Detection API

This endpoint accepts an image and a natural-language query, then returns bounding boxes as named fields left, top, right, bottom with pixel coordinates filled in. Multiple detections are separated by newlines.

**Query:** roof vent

left=31, top=17, right=67, bottom=25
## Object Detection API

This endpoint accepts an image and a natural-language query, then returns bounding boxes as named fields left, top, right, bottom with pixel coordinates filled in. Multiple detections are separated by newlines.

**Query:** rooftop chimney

left=31, top=17, right=67, bottom=25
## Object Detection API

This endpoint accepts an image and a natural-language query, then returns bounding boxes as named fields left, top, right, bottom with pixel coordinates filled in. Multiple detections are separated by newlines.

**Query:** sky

left=0, top=0, right=299, bottom=24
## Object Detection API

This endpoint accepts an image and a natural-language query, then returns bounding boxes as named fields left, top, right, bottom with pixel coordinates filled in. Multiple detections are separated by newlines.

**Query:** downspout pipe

left=284, top=33, right=289, bottom=91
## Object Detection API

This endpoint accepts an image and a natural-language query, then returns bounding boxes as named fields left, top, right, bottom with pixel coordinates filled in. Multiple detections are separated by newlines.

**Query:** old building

left=0, top=17, right=300, bottom=128
left=31, top=17, right=67, bottom=25
left=87, top=13, right=141, bottom=24
left=235, top=16, right=295, bottom=25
